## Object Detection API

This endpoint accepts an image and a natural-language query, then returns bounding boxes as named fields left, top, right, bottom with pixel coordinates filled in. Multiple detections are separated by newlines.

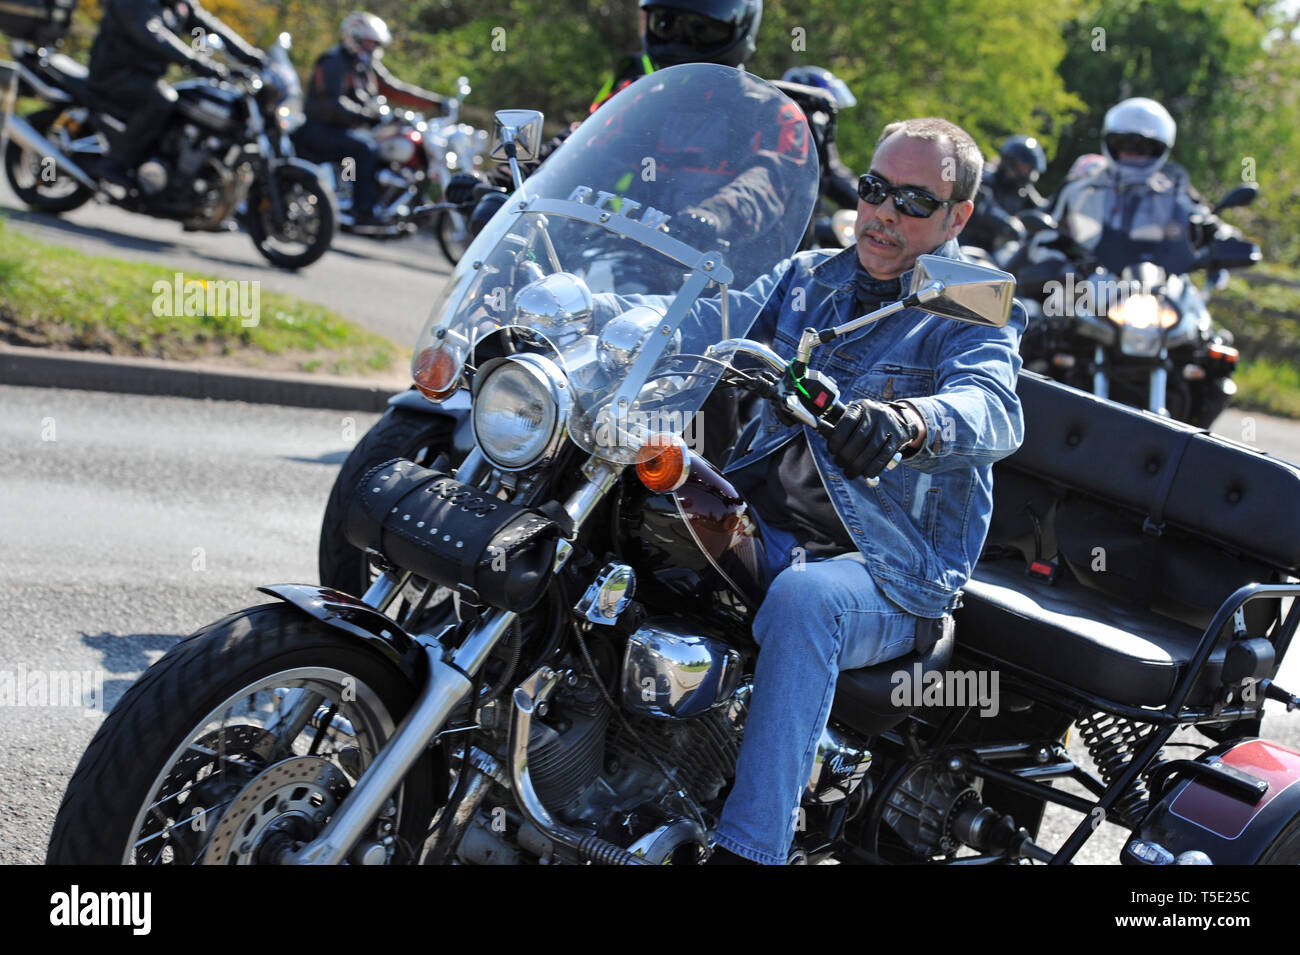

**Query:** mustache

left=858, top=219, right=904, bottom=246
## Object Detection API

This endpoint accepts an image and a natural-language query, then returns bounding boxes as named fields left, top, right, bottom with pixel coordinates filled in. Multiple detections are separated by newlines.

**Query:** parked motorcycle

left=1015, top=184, right=1260, bottom=427
left=295, top=75, right=486, bottom=265
left=1, top=30, right=336, bottom=269
left=49, top=66, right=1300, bottom=867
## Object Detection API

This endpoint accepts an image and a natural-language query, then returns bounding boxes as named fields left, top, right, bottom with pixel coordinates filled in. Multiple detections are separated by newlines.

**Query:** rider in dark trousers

left=297, top=11, right=444, bottom=227
left=89, top=0, right=265, bottom=190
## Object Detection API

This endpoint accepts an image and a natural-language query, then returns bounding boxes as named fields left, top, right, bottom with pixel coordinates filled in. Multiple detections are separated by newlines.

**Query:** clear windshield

left=266, top=42, right=304, bottom=130
left=411, top=63, right=819, bottom=464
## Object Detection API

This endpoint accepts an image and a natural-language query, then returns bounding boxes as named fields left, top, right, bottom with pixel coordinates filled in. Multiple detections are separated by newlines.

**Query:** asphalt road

left=3, top=384, right=1300, bottom=865
left=0, top=384, right=379, bottom=864
left=1, top=176, right=452, bottom=347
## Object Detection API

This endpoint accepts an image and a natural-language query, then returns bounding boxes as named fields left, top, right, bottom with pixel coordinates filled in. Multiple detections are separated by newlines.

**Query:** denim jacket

left=713, top=240, right=1027, bottom=618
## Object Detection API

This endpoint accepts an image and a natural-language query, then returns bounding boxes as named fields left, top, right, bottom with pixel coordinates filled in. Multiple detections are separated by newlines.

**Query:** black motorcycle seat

left=1009, top=373, right=1300, bottom=572
left=957, top=557, right=1228, bottom=707
left=831, top=625, right=955, bottom=736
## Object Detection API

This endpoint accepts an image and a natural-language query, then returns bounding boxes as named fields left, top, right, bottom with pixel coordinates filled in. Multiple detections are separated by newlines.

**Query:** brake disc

left=135, top=724, right=278, bottom=865
left=201, top=756, right=351, bottom=865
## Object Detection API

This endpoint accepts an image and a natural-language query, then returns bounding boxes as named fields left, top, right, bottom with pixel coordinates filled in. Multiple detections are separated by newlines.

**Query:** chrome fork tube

left=289, top=456, right=621, bottom=864
left=288, top=640, right=472, bottom=865
left=1093, top=346, right=1109, bottom=400
left=1150, top=352, right=1170, bottom=416
left=361, top=569, right=412, bottom=613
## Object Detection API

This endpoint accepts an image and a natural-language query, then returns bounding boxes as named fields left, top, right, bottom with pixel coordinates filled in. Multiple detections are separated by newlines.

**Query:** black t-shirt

left=742, top=267, right=903, bottom=558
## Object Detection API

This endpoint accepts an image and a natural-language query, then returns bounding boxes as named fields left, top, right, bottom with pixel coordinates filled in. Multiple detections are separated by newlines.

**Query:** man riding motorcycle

left=652, top=117, right=1026, bottom=864
left=88, top=0, right=266, bottom=191
left=962, top=134, right=1048, bottom=254
left=296, top=11, right=445, bottom=227
left=1027, top=98, right=1204, bottom=272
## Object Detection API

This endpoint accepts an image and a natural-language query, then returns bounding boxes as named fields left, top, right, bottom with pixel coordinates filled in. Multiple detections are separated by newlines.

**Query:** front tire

left=244, top=163, right=337, bottom=270
left=434, top=207, right=471, bottom=265
left=3, top=108, right=95, bottom=213
left=46, top=603, right=437, bottom=864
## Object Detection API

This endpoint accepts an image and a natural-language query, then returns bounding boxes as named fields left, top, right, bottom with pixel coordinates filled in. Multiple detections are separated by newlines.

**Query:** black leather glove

left=825, top=399, right=919, bottom=480
left=673, top=207, right=721, bottom=249
left=445, top=172, right=480, bottom=207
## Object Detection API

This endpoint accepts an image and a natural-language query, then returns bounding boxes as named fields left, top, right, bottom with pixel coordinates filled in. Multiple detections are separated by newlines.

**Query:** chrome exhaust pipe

left=508, top=666, right=647, bottom=865
left=5, top=111, right=99, bottom=192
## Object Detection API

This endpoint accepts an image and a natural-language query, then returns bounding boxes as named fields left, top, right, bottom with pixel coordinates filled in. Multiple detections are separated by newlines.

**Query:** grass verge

left=0, top=218, right=403, bottom=377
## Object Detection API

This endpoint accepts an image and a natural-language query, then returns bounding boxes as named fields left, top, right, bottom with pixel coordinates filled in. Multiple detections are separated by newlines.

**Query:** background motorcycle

left=295, top=75, right=487, bottom=265
left=1016, top=184, right=1260, bottom=427
left=1, top=29, right=337, bottom=270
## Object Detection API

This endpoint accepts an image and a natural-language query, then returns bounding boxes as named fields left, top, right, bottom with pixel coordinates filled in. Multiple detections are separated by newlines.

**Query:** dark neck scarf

left=855, top=266, right=903, bottom=315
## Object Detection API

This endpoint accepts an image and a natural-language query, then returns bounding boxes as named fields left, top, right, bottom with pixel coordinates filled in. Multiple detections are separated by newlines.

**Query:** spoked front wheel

left=47, top=603, right=439, bottom=865
left=244, top=164, right=337, bottom=270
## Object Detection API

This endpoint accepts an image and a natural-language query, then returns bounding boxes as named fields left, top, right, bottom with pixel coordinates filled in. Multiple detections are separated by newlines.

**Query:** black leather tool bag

left=344, top=458, right=558, bottom=613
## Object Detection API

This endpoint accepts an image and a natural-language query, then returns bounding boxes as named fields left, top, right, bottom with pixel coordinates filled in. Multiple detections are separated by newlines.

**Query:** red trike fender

left=1127, top=738, right=1300, bottom=864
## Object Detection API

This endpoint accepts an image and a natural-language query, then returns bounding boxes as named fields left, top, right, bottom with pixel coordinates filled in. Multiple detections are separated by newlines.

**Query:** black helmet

left=997, top=135, right=1047, bottom=187
left=639, top=0, right=762, bottom=68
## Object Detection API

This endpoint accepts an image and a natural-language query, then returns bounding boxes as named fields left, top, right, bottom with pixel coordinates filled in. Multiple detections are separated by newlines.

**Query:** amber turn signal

left=412, top=344, right=462, bottom=402
left=1208, top=343, right=1239, bottom=365
left=635, top=434, right=690, bottom=493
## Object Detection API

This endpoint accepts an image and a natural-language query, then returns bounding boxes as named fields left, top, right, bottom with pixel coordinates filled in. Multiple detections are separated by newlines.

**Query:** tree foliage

left=61, top=0, right=1299, bottom=265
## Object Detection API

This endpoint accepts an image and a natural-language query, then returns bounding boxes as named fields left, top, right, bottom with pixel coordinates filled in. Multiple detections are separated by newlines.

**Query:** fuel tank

left=174, top=80, right=242, bottom=134
left=613, top=450, right=766, bottom=629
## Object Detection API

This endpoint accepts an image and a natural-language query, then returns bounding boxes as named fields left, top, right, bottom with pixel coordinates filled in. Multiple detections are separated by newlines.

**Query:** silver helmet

left=1101, top=97, right=1175, bottom=172
left=341, top=11, right=392, bottom=61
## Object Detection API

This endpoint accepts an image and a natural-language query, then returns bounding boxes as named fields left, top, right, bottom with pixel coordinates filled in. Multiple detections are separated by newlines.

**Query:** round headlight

left=472, top=356, right=565, bottom=470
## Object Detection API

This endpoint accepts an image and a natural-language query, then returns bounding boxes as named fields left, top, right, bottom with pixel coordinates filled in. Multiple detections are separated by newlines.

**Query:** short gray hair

left=875, top=117, right=982, bottom=205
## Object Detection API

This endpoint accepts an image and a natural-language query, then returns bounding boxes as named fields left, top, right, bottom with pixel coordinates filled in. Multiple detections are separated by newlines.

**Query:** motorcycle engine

left=882, top=760, right=983, bottom=857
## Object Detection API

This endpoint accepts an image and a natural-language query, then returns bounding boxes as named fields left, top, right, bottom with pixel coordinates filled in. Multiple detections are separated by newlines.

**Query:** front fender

left=270, top=155, right=335, bottom=188
left=258, top=584, right=424, bottom=683
left=1127, top=738, right=1300, bottom=864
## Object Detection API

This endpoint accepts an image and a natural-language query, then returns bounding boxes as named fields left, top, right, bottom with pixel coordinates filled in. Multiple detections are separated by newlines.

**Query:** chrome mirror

left=490, top=109, right=545, bottom=163
left=907, top=254, right=1014, bottom=327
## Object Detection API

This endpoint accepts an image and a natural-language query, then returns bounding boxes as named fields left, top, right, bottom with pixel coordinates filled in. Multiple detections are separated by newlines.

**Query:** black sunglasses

left=645, top=9, right=733, bottom=47
left=857, top=173, right=955, bottom=218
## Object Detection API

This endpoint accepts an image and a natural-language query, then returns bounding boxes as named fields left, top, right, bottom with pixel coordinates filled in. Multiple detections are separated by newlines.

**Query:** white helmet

left=1101, top=97, right=1175, bottom=171
left=341, top=11, right=391, bottom=60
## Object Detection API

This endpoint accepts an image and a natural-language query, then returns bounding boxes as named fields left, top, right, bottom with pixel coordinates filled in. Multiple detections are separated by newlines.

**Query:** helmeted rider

left=962, top=134, right=1048, bottom=253
left=475, top=0, right=771, bottom=226
left=1027, top=98, right=1204, bottom=274
left=577, top=1, right=764, bottom=120
left=779, top=65, right=860, bottom=211
left=296, top=11, right=445, bottom=227
left=88, top=0, right=267, bottom=191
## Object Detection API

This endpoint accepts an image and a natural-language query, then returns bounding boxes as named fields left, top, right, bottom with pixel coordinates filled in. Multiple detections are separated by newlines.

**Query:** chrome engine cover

left=804, top=724, right=871, bottom=805
left=621, top=619, right=741, bottom=719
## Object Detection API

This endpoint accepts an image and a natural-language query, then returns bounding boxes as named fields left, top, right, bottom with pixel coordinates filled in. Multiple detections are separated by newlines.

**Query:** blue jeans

left=712, top=517, right=922, bottom=865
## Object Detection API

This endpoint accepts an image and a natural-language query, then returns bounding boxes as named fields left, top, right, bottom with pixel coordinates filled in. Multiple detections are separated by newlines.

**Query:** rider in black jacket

left=89, top=0, right=265, bottom=189
left=296, top=11, right=444, bottom=227
left=962, top=135, right=1049, bottom=253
